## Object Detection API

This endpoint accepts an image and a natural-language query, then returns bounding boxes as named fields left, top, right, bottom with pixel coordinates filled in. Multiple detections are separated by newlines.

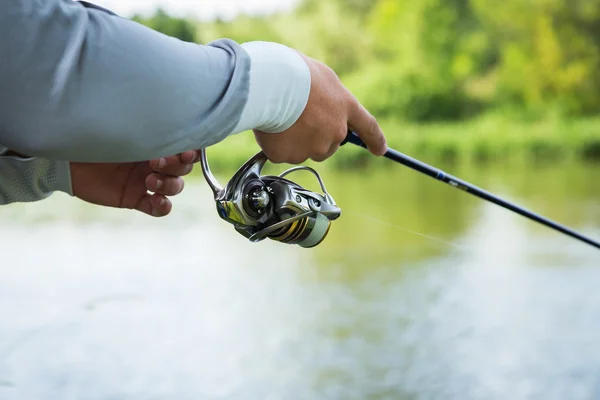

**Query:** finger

left=145, top=173, right=185, bottom=196
left=149, top=155, right=175, bottom=171
left=254, top=130, right=308, bottom=165
left=269, top=151, right=309, bottom=165
left=135, top=193, right=173, bottom=218
left=310, top=142, right=339, bottom=162
left=149, top=157, right=194, bottom=177
left=159, top=163, right=194, bottom=177
left=149, top=150, right=199, bottom=172
left=346, top=96, right=388, bottom=156
left=179, top=150, right=201, bottom=164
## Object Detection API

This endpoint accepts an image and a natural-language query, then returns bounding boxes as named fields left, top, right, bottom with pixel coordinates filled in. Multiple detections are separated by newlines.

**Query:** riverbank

left=201, top=116, right=600, bottom=173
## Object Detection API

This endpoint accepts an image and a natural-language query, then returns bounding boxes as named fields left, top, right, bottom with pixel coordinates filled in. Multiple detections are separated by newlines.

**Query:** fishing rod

left=342, top=130, right=600, bottom=250
left=199, top=130, right=599, bottom=251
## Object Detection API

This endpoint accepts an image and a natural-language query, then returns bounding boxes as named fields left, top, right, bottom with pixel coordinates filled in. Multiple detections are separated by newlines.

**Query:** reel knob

left=250, top=189, right=270, bottom=209
left=243, top=183, right=272, bottom=217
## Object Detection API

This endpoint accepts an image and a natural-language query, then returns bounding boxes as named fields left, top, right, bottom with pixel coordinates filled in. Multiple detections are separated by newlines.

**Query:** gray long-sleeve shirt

left=0, top=0, right=310, bottom=205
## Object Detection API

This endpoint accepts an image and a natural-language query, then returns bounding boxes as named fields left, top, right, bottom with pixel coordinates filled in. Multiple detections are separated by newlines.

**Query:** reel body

left=200, top=149, right=341, bottom=248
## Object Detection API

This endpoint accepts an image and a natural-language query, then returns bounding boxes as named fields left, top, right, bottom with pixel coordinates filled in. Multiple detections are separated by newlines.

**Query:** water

left=0, top=160, right=599, bottom=400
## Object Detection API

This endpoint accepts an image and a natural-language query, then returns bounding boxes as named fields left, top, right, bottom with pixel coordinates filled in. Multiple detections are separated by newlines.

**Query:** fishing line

left=198, top=131, right=600, bottom=251
left=342, top=131, right=600, bottom=251
left=344, top=210, right=473, bottom=252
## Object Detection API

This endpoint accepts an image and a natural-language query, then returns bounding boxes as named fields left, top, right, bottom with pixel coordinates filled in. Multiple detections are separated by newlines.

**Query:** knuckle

left=346, top=94, right=361, bottom=113
left=170, top=165, right=191, bottom=176
left=364, top=115, right=380, bottom=141
left=318, top=143, right=332, bottom=159
left=266, top=152, right=285, bottom=164
left=312, top=144, right=336, bottom=163
left=150, top=159, right=162, bottom=172
left=311, top=152, right=328, bottom=163
left=182, top=164, right=194, bottom=176
left=286, top=151, right=309, bottom=164
left=292, top=154, right=309, bottom=164
left=337, top=126, right=348, bottom=142
left=162, top=178, right=182, bottom=195
left=368, top=116, right=378, bottom=136
left=175, top=179, right=185, bottom=194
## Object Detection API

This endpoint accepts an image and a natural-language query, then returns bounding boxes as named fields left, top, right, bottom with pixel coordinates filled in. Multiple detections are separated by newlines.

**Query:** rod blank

left=342, top=130, right=600, bottom=250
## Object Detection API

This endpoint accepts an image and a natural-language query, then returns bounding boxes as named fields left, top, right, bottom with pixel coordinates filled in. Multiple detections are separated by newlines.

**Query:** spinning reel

left=200, top=149, right=342, bottom=248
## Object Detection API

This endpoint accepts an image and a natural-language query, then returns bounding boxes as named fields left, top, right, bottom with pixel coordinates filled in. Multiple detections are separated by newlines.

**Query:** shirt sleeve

left=0, top=146, right=73, bottom=205
left=0, top=0, right=310, bottom=164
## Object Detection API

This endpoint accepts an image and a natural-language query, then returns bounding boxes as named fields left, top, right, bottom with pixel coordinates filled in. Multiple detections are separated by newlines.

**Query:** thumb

left=346, top=97, right=388, bottom=156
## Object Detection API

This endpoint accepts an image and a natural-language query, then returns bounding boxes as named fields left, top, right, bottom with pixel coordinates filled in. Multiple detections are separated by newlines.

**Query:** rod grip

left=341, top=130, right=366, bottom=148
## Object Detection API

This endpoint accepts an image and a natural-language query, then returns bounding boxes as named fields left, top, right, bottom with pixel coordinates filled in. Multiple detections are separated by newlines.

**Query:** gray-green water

left=1, top=161, right=599, bottom=400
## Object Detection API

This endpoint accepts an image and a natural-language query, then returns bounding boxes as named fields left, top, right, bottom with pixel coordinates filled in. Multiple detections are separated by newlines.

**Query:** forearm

left=0, top=147, right=72, bottom=205
left=0, top=0, right=310, bottom=163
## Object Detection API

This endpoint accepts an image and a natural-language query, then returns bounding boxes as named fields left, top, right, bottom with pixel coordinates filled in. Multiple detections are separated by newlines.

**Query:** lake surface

left=1, top=160, right=599, bottom=400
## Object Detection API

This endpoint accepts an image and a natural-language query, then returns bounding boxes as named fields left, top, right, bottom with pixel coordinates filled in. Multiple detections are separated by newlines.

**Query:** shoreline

left=199, top=116, right=600, bottom=173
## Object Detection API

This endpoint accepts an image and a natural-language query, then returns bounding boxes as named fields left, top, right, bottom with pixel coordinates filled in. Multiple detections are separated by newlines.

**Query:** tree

left=132, top=9, right=198, bottom=43
left=471, top=0, right=600, bottom=116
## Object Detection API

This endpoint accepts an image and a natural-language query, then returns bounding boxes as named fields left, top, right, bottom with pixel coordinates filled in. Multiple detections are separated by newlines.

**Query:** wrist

left=232, top=41, right=311, bottom=134
left=55, top=160, right=74, bottom=196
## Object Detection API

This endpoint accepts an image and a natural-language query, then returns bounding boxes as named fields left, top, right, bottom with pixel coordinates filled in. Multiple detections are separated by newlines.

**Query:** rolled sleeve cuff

left=232, top=41, right=311, bottom=134
left=0, top=154, right=73, bottom=205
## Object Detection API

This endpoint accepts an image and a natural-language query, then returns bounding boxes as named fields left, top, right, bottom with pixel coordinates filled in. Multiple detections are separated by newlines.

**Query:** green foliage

left=471, top=0, right=600, bottom=117
left=194, top=0, right=600, bottom=122
left=200, top=1, right=374, bottom=77
left=132, top=8, right=198, bottom=43
left=132, top=1, right=600, bottom=164
left=197, top=116, right=600, bottom=181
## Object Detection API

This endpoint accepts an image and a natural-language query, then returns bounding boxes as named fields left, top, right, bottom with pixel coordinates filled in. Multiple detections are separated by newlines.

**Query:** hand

left=69, top=150, right=200, bottom=217
left=253, top=52, right=388, bottom=164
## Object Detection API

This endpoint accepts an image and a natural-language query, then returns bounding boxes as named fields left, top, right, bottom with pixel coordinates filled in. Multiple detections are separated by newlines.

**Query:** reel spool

left=200, top=148, right=342, bottom=248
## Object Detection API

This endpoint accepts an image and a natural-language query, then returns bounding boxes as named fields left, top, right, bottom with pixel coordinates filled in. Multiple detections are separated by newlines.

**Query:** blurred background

left=1, top=0, right=600, bottom=399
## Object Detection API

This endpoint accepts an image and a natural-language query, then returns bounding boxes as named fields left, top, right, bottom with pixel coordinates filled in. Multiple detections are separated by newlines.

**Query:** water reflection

left=0, top=161, right=599, bottom=400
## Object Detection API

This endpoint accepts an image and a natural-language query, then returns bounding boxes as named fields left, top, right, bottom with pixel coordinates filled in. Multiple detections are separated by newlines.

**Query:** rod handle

left=341, top=130, right=365, bottom=148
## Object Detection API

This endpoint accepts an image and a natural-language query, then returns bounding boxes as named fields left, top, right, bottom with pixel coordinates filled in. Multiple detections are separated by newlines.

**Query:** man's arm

left=0, top=0, right=311, bottom=163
